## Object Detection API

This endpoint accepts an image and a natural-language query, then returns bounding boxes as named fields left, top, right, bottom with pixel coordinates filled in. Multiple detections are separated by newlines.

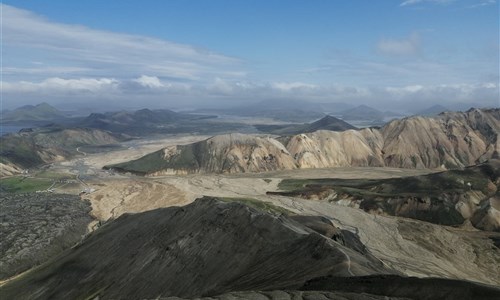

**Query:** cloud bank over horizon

left=1, top=3, right=498, bottom=111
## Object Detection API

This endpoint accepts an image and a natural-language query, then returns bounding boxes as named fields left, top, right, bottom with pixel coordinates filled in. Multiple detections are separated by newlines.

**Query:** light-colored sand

left=49, top=133, right=436, bottom=222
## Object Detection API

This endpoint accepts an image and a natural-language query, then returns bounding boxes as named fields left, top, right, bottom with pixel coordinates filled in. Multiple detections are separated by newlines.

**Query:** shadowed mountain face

left=272, top=159, right=500, bottom=231
left=166, top=276, right=500, bottom=300
left=0, top=197, right=391, bottom=299
left=300, top=275, right=500, bottom=300
left=109, top=108, right=500, bottom=175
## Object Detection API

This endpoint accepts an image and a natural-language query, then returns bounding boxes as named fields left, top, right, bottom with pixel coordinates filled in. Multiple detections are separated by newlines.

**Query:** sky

left=1, top=0, right=499, bottom=111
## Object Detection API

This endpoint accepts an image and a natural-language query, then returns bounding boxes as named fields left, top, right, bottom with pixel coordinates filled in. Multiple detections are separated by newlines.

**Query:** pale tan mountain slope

left=189, top=133, right=297, bottom=174
left=286, top=128, right=385, bottom=169
left=108, top=108, right=499, bottom=174
left=382, top=108, right=499, bottom=169
left=109, top=133, right=298, bottom=175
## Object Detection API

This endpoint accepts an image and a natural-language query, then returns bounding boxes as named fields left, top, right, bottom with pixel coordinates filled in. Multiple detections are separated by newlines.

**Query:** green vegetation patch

left=0, top=177, right=52, bottom=193
left=219, top=197, right=293, bottom=215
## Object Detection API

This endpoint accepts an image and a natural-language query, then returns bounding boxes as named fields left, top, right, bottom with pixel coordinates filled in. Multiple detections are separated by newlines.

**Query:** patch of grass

left=35, top=171, right=73, bottom=180
left=0, top=176, right=52, bottom=193
left=219, top=197, right=294, bottom=215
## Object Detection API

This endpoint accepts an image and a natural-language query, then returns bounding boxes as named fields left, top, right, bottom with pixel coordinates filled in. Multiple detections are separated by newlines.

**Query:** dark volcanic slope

left=0, top=197, right=390, bottom=299
left=0, top=193, right=93, bottom=280
left=165, top=290, right=407, bottom=300
left=165, top=275, right=500, bottom=300
left=301, top=275, right=500, bottom=300
left=273, top=159, right=500, bottom=231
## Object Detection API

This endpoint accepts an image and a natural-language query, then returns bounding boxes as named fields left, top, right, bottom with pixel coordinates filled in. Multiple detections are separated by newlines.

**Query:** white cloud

left=271, top=82, right=317, bottom=91
left=467, top=0, right=497, bottom=8
left=133, top=75, right=164, bottom=88
left=400, top=0, right=455, bottom=6
left=377, top=32, right=421, bottom=56
left=2, top=77, right=119, bottom=93
left=2, top=4, right=497, bottom=111
left=384, top=82, right=499, bottom=103
left=2, top=77, right=498, bottom=111
left=2, top=4, right=242, bottom=82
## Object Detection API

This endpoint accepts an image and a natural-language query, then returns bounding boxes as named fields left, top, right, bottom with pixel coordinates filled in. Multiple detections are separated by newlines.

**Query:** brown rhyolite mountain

left=109, top=108, right=499, bottom=175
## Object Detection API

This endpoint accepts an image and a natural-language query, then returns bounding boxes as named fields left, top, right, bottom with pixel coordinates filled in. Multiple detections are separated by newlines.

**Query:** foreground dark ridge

left=0, top=197, right=390, bottom=299
left=165, top=275, right=500, bottom=300
left=2, top=197, right=499, bottom=300
left=107, top=108, right=500, bottom=175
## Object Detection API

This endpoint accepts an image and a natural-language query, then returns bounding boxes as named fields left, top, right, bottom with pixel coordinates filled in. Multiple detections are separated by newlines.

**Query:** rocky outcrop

left=0, top=193, right=93, bottom=280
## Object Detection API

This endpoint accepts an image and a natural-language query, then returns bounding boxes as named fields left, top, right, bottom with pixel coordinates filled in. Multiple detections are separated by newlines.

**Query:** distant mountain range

left=340, top=104, right=402, bottom=122
left=1, top=103, right=66, bottom=123
left=255, top=115, right=357, bottom=135
left=415, top=104, right=450, bottom=116
left=0, top=126, right=129, bottom=176
left=79, top=108, right=210, bottom=130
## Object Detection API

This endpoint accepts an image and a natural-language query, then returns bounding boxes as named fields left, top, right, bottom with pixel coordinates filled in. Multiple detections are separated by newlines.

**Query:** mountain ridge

left=108, top=108, right=500, bottom=175
left=0, top=197, right=391, bottom=299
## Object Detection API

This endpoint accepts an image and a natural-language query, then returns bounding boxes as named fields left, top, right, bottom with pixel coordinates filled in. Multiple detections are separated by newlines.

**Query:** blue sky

left=2, top=0, right=499, bottom=111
